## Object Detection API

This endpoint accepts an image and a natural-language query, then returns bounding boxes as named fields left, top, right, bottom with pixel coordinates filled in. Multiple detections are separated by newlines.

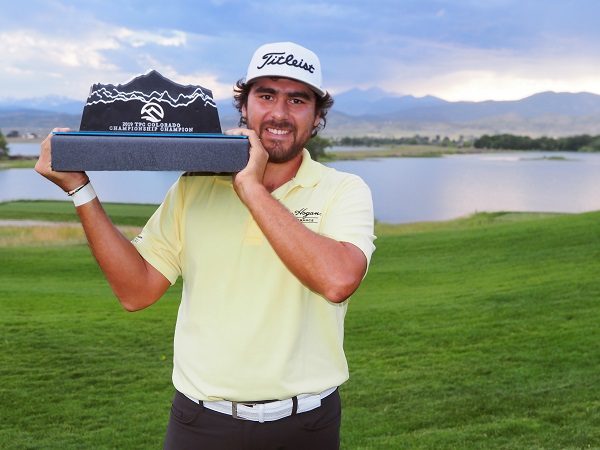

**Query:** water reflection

left=2, top=150, right=600, bottom=223
left=0, top=169, right=181, bottom=205
left=329, top=152, right=600, bottom=223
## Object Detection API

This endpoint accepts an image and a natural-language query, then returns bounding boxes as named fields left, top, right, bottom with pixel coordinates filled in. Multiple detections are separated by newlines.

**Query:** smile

left=267, top=128, right=291, bottom=136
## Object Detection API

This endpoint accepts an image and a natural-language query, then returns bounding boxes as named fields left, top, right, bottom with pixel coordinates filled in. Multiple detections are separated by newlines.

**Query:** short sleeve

left=131, top=177, right=184, bottom=285
left=320, top=174, right=376, bottom=267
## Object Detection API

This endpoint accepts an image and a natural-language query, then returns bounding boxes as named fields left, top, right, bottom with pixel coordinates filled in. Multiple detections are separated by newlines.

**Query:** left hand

left=225, top=128, right=269, bottom=204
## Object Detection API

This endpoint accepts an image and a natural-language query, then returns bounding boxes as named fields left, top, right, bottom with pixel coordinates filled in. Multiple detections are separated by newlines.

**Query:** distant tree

left=306, top=135, right=332, bottom=161
left=580, top=137, right=600, bottom=152
left=0, top=130, right=9, bottom=159
left=474, top=133, right=600, bottom=151
left=560, top=134, right=594, bottom=151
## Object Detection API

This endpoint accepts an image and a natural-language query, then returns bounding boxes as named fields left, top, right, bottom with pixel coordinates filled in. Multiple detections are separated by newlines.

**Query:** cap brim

left=246, top=75, right=326, bottom=98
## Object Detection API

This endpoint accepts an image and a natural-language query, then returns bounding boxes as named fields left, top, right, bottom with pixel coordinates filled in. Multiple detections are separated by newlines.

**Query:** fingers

left=225, top=128, right=261, bottom=147
left=224, top=128, right=252, bottom=137
left=225, top=128, right=267, bottom=161
left=227, top=127, right=269, bottom=196
left=35, top=128, right=88, bottom=192
left=36, top=132, right=54, bottom=175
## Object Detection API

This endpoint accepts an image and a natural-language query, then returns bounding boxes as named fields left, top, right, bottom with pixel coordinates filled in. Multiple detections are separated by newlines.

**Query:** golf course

left=1, top=200, right=599, bottom=449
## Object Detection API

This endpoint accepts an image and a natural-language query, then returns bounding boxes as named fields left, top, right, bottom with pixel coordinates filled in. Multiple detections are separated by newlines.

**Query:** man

left=35, top=41, right=375, bottom=449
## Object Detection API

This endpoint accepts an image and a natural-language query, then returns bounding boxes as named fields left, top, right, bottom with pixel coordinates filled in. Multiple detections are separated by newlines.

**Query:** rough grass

left=0, top=200, right=157, bottom=226
left=0, top=224, right=141, bottom=247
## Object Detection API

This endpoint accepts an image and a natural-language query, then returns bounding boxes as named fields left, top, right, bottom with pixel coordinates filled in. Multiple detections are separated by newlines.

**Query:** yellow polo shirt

left=132, top=150, right=375, bottom=402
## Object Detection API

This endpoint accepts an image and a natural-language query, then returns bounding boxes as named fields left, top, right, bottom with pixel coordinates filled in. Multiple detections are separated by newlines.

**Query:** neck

left=263, top=151, right=304, bottom=192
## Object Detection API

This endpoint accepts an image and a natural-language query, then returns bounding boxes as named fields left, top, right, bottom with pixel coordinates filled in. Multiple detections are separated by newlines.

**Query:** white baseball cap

left=245, top=42, right=326, bottom=97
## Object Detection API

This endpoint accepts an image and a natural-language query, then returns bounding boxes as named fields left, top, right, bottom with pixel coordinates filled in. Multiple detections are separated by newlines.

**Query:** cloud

left=324, top=25, right=600, bottom=101
left=115, top=29, right=187, bottom=48
left=248, top=0, right=349, bottom=18
left=2, top=0, right=600, bottom=102
left=134, top=55, right=234, bottom=100
left=1, top=29, right=115, bottom=69
left=0, top=19, right=225, bottom=100
left=426, top=37, right=600, bottom=100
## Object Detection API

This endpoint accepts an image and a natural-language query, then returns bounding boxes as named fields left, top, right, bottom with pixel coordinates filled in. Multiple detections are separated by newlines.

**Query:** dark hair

left=232, top=78, right=334, bottom=137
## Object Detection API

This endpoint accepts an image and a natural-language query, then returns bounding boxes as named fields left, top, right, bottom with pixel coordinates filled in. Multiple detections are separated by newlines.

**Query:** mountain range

left=3, top=90, right=600, bottom=138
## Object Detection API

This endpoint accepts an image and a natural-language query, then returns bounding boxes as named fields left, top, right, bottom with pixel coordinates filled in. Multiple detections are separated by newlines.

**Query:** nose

left=269, top=97, right=289, bottom=121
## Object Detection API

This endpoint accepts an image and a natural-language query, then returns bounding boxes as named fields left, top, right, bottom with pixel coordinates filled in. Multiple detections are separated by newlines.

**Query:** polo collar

left=272, top=149, right=323, bottom=198
left=292, top=149, right=323, bottom=188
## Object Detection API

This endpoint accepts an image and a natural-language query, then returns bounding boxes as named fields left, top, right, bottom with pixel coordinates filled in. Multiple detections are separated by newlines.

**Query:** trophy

left=51, top=70, right=248, bottom=172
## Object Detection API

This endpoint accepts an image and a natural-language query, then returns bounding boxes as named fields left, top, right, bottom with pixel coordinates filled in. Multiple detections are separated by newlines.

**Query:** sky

left=2, top=0, right=600, bottom=103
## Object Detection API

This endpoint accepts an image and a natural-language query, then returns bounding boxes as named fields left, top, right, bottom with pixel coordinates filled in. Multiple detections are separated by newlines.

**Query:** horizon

left=2, top=1, right=600, bottom=103
left=1, top=88, right=599, bottom=109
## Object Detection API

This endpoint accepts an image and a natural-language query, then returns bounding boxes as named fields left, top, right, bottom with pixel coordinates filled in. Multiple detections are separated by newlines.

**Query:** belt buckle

left=232, top=402, right=243, bottom=420
left=232, top=402, right=266, bottom=422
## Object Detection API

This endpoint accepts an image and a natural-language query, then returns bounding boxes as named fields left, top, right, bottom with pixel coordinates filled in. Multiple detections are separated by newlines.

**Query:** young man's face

left=242, top=77, right=321, bottom=164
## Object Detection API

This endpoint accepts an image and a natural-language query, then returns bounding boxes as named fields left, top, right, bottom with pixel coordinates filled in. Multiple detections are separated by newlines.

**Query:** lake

left=3, top=142, right=600, bottom=223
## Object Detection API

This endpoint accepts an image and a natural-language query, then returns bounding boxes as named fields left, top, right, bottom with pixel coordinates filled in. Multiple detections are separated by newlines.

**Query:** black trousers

left=163, top=389, right=341, bottom=450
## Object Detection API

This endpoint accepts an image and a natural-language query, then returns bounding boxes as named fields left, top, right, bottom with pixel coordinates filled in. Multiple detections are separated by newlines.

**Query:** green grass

left=0, top=158, right=37, bottom=169
left=346, top=211, right=600, bottom=449
left=0, top=245, right=180, bottom=449
left=2, top=203, right=600, bottom=448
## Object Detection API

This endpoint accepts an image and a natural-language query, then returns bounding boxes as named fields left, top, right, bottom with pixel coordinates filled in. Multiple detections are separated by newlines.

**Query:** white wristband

left=71, top=182, right=97, bottom=207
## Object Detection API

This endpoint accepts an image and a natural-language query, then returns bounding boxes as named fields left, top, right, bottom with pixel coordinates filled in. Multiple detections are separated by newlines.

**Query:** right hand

left=35, top=128, right=89, bottom=192
left=224, top=128, right=269, bottom=205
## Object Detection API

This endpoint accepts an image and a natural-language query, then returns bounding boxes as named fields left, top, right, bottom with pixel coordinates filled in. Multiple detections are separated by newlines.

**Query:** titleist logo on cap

left=246, top=42, right=325, bottom=97
left=257, top=52, right=315, bottom=74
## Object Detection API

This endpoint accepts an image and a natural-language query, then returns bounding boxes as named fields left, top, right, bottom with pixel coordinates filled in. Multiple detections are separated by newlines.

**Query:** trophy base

left=51, top=132, right=249, bottom=173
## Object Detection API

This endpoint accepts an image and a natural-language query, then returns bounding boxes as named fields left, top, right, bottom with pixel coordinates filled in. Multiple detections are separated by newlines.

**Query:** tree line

left=326, top=134, right=600, bottom=152
left=0, top=130, right=8, bottom=158
left=473, top=134, right=600, bottom=152
left=2, top=130, right=599, bottom=162
left=334, top=135, right=468, bottom=147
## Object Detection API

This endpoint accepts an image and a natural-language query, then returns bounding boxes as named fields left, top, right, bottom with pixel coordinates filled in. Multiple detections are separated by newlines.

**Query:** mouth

left=265, top=127, right=292, bottom=137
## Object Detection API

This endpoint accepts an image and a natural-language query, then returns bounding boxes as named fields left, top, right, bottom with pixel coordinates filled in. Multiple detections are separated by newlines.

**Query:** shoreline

left=1, top=144, right=590, bottom=169
left=325, top=144, right=484, bottom=160
left=7, top=137, right=44, bottom=145
left=0, top=144, right=490, bottom=169
left=0, top=155, right=38, bottom=169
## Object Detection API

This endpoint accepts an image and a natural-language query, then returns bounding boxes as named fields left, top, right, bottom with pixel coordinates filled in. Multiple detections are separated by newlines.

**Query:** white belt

left=184, top=387, right=337, bottom=423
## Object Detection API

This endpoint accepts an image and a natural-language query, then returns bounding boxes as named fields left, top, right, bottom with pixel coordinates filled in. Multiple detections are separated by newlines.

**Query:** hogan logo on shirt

left=294, top=208, right=322, bottom=224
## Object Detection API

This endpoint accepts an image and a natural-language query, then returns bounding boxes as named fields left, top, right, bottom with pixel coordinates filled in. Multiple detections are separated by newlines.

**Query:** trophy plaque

left=51, top=70, right=248, bottom=172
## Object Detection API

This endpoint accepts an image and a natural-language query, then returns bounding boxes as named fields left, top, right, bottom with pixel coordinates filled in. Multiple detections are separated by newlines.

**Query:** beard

left=257, top=120, right=311, bottom=164
left=264, top=139, right=304, bottom=164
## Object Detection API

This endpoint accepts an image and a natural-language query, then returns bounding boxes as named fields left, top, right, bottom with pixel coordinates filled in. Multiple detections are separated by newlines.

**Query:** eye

left=260, top=94, right=273, bottom=101
left=290, top=98, right=305, bottom=105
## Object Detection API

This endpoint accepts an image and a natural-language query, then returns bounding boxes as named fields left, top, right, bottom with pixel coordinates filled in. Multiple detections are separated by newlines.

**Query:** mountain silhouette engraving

left=79, top=70, right=222, bottom=133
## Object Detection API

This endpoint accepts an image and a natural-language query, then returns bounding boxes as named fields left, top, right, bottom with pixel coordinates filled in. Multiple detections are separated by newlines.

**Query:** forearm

left=35, top=130, right=169, bottom=310
left=242, top=184, right=366, bottom=302
left=228, top=127, right=367, bottom=302
left=75, top=199, right=168, bottom=311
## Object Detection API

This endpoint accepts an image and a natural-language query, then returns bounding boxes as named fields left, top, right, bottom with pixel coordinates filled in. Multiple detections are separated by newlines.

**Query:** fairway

left=1, top=202, right=600, bottom=449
